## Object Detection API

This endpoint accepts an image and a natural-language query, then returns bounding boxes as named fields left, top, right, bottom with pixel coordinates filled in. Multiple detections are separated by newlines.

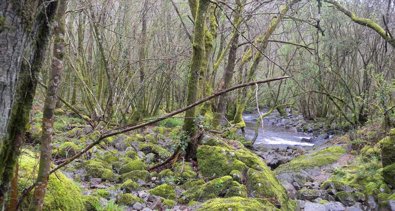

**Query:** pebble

left=133, top=202, right=144, bottom=210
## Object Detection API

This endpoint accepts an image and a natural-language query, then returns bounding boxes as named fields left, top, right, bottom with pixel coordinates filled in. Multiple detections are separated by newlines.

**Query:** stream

left=243, top=113, right=314, bottom=147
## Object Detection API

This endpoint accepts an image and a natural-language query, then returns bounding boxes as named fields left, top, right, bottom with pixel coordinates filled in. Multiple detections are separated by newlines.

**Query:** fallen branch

left=50, top=76, right=290, bottom=173
left=19, top=76, right=290, bottom=203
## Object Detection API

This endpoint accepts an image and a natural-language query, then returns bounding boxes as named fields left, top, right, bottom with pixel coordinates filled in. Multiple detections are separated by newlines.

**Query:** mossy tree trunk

left=232, top=0, right=301, bottom=126
left=214, top=0, right=245, bottom=127
left=183, top=0, right=210, bottom=161
left=0, top=1, right=58, bottom=209
left=30, top=1, right=67, bottom=210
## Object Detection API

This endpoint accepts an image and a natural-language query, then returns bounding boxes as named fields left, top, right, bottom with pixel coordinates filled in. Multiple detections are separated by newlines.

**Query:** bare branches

left=324, top=0, right=395, bottom=48
left=50, top=76, right=290, bottom=174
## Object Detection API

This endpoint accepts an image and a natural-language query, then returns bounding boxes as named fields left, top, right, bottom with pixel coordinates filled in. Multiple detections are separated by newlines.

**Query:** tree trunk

left=0, top=1, right=58, bottom=209
left=183, top=0, right=210, bottom=161
left=30, top=1, right=67, bottom=210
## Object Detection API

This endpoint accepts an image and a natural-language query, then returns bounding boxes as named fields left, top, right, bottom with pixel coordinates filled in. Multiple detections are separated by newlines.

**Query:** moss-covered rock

left=275, top=146, right=346, bottom=173
left=138, top=142, right=171, bottom=159
left=121, top=170, right=150, bottom=182
left=56, top=141, right=81, bottom=158
left=116, top=193, right=143, bottom=206
left=162, top=199, right=177, bottom=208
left=173, top=162, right=197, bottom=183
left=181, top=176, right=248, bottom=203
left=383, top=163, right=395, bottom=186
left=18, top=151, right=85, bottom=211
left=198, top=197, right=278, bottom=211
left=119, top=158, right=146, bottom=174
left=149, top=184, right=176, bottom=200
left=247, top=168, right=292, bottom=209
left=380, top=133, right=395, bottom=167
left=94, top=189, right=110, bottom=199
left=84, top=159, right=117, bottom=181
left=197, top=145, right=247, bottom=178
left=197, top=139, right=295, bottom=210
left=121, top=179, right=140, bottom=192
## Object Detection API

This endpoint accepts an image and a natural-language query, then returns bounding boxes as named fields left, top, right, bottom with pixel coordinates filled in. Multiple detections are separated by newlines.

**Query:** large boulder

left=18, top=151, right=85, bottom=211
left=196, top=139, right=295, bottom=210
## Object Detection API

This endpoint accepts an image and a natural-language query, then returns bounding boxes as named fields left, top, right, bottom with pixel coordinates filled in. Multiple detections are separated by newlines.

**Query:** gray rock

left=297, top=188, right=324, bottom=201
left=389, top=200, right=395, bottom=211
left=324, top=202, right=345, bottom=211
left=142, top=208, right=152, bottom=211
left=145, top=153, right=156, bottom=164
left=133, top=202, right=144, bottom=210
left=283, top=181, right=297, bottom=199
left=137, top=151, right=145, bottom=159
left=367, top=196, right=378, bottom=210
left=304, top=201, right=327, bottom=211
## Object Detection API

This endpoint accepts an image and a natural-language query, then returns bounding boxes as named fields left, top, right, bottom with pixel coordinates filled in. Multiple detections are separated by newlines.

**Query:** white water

left=243, top=113, right=314, bottom=147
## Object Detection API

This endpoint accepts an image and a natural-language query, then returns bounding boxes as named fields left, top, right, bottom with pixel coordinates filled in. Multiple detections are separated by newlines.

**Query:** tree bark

left=30, top=1, right=67, bottom=210
left=183, top=0, right=210, bottom=161
left=0, top=1, right=58, bottom=209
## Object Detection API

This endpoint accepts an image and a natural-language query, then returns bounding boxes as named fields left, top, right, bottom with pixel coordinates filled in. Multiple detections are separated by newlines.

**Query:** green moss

left=119, top=158, right=146, bottom=174
left=198, top=197, right=278, bottom=211
left=116, top=193, right=143, bottom=206
left=56, top=141, right=81, bottom=158
left=230, top=170, right=243, bottom=183
left=325, top=155, right=389, bottom=197
left=162, top=199, right=177, bottom=208
left=121, top=170, right=150, bottom=182
left=83, top=195, right=100, bottom=211
left=197, top=145, right=247, bottom=178
left=181, top=176, right=248, bottom=203
left=95, top=189, right=110, bottom=199
left=84, top=159, right=117, bottom=181
left=159, top=169, right=174, bottom=180
left=159, top=118, right=184, bottom=128
left=149, top=184, right=176, bottom=200
left=121, top=179, right=139, bottom=192
left=383, top=163, right=395, bottom=186
left=174, top=162, right=197, bottom=183
left=18, top=151, right=85, bottom=211
left=138, top=142, right=171, bottom=159
left=247, top=168, right=293, bottom=210
left=380, top=135, right=395, bottom=167
left=275, top=146, right=346, bottom=173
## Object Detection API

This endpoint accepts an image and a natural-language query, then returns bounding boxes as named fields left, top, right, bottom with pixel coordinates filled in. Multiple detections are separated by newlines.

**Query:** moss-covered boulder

left=198, top=197, right=278, bottom=211
left=121, top=170, right=150, bottom=182
left=138, top=142, right=171, bottom=159
left=275, top=146, right=346, bottom=173
left=181, top=175, right=247, bottom=203
left=119, top=158, right=146, bottom=174
left=149, top=184, right=176, bottom=200
left=121, top=179, right=140, bottom=192
left=380, top=130, right=395, bottom=167
left=116, top=193, right=143, bottom=206
left=197, top=145, right=247, bottom=178
left=383, top=163, right=395, bottom=186
left=55, top=141, right=81, bottom=158
left=196, top=139, right=295, bottom=210
left=173, top=162, right=197, bottom=183
left=84, top=159, right=117, bottom=181
left=18, top=151, right=85, bottom=211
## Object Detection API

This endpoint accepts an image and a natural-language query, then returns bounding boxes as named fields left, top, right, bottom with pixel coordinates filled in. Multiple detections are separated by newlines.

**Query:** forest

left=0, top=0, right=394, bottom=210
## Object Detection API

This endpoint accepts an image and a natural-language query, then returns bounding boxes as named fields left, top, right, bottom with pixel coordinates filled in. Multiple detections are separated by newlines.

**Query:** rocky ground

left=18, top=108, right=395, bottom=211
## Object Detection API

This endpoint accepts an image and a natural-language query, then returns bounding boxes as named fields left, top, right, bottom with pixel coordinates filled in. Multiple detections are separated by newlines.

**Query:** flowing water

left=243, top=113, right=314, bottom=147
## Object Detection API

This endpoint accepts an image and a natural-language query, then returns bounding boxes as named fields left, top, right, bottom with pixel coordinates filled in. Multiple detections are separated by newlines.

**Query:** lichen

left=275, top=146, right=346, bottom=173
left=198, top=197, right=278, bottom=211
left=149, top=184, right=176, bottom=200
